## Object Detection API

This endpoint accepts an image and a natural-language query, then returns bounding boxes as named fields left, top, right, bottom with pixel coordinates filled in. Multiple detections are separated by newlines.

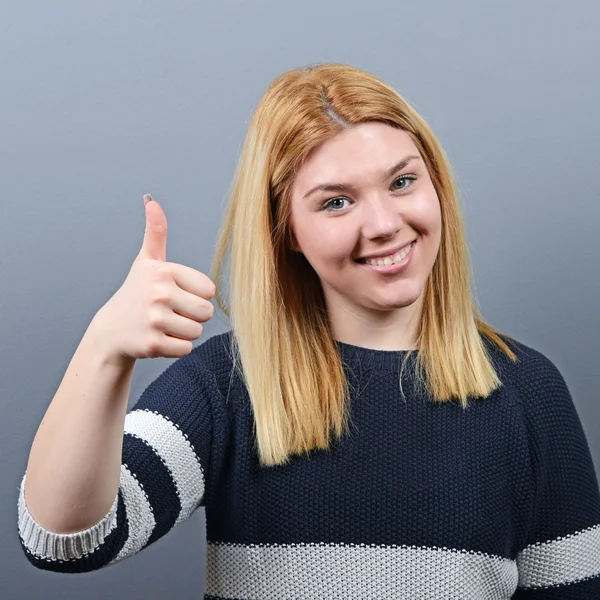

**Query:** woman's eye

left=391, top=175, right=417, bottom=191
left=321, top=175, right=417, bottom=212
left=322, top=197, right=350, bottom=212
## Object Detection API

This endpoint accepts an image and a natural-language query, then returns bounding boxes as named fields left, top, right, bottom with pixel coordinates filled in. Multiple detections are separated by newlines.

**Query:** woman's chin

left=364, top=284, right=424, bottom=311
left=359, top=294, right=420, bottom=312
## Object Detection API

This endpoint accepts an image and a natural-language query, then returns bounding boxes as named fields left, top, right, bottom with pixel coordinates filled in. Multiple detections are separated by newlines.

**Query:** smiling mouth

left=355, top=240, right=416, bottom=265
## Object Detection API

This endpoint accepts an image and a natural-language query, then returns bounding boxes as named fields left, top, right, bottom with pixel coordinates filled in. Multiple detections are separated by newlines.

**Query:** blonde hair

left=210, top=63, right=518, bottom=467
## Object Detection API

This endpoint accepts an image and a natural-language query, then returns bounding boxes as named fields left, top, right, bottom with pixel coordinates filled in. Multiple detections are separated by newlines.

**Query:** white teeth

left=364, top=242, right=413, bottom=266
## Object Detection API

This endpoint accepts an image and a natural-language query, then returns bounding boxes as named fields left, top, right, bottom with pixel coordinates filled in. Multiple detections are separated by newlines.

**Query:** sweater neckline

left=334, top=340, right=415, bottom=371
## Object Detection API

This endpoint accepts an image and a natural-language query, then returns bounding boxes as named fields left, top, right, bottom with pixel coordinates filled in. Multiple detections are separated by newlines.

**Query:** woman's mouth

left=355, top=240, right=416, bottom=274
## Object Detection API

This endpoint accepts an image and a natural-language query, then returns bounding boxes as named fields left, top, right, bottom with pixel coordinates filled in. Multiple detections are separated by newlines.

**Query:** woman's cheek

left=410, top=193, right=441, bottom=230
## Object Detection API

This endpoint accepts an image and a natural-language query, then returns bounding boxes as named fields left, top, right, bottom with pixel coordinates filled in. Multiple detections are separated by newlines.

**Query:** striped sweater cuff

left=17, top=472, right=118, bottom=561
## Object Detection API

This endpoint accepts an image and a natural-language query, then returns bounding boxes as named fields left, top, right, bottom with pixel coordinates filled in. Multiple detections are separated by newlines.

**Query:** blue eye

left=321, top=175, right=417, bottom=212
left=323, top=197, right=350, bottom=212
left=391, top=175, right=417, bottom=191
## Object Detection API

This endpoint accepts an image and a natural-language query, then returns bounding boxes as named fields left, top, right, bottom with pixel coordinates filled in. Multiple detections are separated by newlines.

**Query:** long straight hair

left=210, top=63, right=518, bottom=467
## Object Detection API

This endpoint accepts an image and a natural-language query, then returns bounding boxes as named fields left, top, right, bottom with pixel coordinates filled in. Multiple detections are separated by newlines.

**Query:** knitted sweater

left=17, top=330, right=600, bottom=599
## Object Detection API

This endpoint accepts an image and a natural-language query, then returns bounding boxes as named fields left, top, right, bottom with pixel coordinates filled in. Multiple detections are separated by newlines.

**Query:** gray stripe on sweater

left=205, top=541, right=520, bottom=599
left=516, top=523, right=600, bottom=588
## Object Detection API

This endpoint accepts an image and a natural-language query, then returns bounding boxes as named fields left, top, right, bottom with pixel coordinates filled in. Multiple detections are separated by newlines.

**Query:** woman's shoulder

left=483, top=332, right=565, bottom=384
left=484, top=333, right=578, bottom=422
left=188, top=329, right=242, bottom=399
left=193, top=329, right=235, bottom=367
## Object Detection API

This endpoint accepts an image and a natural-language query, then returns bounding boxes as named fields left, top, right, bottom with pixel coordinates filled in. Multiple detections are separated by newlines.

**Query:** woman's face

left=288, top=122, right=442, bottom=319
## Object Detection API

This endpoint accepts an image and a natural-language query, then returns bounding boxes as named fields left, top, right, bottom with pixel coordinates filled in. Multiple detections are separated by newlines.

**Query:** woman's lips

left=355, top=240, right=416, bottom=274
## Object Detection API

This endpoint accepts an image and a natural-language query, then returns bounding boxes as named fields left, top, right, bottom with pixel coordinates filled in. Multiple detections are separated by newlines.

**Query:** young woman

left=18, top=64, right=600, bottom=599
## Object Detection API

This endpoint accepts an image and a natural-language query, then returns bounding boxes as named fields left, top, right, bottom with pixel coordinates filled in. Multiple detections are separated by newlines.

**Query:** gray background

left=1, top=0, right=598, bottom=598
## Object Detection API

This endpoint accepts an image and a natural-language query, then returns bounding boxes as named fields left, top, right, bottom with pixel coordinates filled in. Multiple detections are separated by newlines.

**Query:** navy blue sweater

left=18, top=331, right=600, bottom=598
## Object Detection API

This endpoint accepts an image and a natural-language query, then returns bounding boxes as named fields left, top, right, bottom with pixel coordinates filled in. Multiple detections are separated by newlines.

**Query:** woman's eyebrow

left=303, top=155, right=422, bottom=200
left=385, top=155, right=422, bottom=178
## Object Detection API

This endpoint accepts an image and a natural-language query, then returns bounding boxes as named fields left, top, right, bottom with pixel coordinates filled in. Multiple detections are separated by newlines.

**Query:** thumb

left=136, top=194, right=168, bottom=262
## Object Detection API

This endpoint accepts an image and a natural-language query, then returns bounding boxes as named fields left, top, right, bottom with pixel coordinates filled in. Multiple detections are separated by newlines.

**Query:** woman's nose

left=360, top=195, right=403, bottom=239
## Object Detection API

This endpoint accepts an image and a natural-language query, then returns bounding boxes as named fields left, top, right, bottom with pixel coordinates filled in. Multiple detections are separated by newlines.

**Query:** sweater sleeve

left=17, top=349, right=219, bottom=573
left=512, top=351, right=600, bottom=598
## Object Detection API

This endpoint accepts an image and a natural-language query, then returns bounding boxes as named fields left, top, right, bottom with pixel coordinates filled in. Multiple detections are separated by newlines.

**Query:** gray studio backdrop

left=1, top=1, right=599, bottom=598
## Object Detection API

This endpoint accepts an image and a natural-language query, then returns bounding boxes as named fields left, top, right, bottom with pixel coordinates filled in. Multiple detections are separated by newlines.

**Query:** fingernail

left=143, top=194, right=153, bottom=205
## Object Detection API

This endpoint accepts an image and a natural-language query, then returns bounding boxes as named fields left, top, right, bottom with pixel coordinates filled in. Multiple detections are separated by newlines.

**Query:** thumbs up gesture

left=92, top=195, right=216, bottom=364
